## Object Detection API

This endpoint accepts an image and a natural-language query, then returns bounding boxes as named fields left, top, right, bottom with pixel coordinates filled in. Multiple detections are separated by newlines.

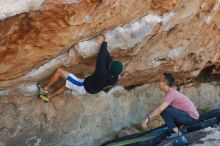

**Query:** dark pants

left=161, top=106, right=198, bottom=130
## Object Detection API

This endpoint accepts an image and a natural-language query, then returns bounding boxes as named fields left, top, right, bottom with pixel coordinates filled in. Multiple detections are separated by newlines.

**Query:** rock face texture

left=0, top=0, right=160, bottom=87
left=0, top=0, right=219, bottom=89
left=0, top=83, right=220, bottom=146
left=0, top=0, right=220, bottom=146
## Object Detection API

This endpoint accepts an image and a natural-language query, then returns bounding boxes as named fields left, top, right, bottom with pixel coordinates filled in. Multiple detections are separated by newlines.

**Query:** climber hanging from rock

left=141, top=72, right=200, bottom=146
left=37, top=32, right=123, bottom=102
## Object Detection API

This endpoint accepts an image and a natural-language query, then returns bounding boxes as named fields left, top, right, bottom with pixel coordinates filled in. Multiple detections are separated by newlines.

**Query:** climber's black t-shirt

left=83, top=42, right=118, bottom=94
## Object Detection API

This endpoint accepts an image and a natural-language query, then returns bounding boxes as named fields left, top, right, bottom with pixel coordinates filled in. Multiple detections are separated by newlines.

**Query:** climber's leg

left=48, top=85, right=67, bottom=99
left=44, top=67, right=69, bottom=90
left=38, top=67, right=69, bottom=102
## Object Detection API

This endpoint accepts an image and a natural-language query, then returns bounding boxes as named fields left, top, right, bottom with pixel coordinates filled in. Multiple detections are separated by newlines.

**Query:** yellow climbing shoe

left=39, top=94, right=49, bottom=103
left=37, top=82, right=49, bottom=103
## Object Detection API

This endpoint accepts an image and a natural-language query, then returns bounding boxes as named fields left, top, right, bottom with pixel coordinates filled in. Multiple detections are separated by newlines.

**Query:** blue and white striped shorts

left=65, top=73, right=88, bottom=95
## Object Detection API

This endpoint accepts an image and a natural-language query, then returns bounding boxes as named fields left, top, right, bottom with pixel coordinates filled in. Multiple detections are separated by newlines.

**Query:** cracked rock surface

left=0, top=0, right=220, bottom=146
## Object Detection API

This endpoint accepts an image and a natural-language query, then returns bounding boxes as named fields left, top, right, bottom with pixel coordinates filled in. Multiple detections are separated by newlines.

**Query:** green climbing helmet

left=109, top=60, right=123, bottom=75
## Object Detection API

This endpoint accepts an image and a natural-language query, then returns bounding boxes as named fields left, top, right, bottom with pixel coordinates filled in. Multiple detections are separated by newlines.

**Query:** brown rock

left=0, top=0, right=220, bottom=146
left=0, top=0, right=161, bottom=82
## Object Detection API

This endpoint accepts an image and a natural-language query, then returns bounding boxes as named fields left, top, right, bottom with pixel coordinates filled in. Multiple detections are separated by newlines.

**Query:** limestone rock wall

left=0, top=0, right=157, bottom=86
left=0, top=0, right=44, bottom=20
left=0, top=0, right=220, bottom=89
left=0, top=83, right=220, bottom=146
left=0, top=0, right=220, bottom=146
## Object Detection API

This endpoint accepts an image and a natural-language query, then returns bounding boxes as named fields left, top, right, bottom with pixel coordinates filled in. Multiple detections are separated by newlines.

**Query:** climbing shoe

left=39, top=94, right=49, bottom=103
left=37, top=82, right=49, bottom=103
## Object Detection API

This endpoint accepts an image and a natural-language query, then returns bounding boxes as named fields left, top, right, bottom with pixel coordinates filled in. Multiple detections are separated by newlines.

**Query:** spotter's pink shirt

left=164, top=88, right=199, bottom=119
